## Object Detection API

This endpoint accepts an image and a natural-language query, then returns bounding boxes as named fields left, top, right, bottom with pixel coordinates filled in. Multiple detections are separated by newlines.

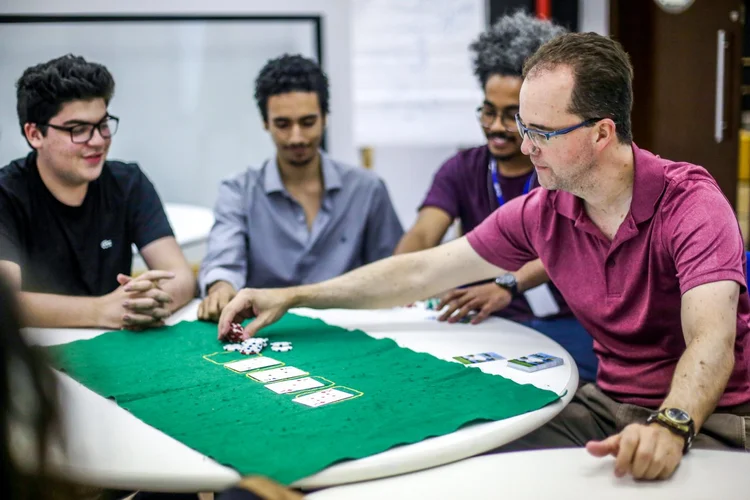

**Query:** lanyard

left=489, top=157, right=536, bottom=207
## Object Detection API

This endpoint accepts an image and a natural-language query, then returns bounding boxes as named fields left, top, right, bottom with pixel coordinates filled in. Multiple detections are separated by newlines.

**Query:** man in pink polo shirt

left=218, top=32, right=750, bottom=480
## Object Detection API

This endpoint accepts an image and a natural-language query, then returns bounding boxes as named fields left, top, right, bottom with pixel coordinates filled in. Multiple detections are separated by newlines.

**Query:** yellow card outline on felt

left=306, top=376, right=336, bottom=392
left=224, top=358, right=285, bottom=375
left=202, top=352, right=286, bottom=374
left=203, top=351, right=241, bottom=366
left=245, top=365, right=309, bottom=383
left=264, top=376, right=336, bottom=395
left=292, top=385, right=364, bottom=406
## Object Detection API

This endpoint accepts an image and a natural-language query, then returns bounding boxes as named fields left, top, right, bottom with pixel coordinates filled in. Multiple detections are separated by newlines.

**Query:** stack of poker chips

left=223, top=322, right=293, bottom=355
left=223, top=337, right=270, bottom=355
left=270, top=341, right=293, bottom=352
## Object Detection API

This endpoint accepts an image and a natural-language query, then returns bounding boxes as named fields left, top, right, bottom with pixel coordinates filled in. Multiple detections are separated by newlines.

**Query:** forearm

left=19, top=292, right=100, bottom=328
left=292, top=239, right=500, bottom=310
left=393, top=231, right=430, bottom=255
left=661, top=335, right=735, bottom=430
left=161, top=267, right=196, bottom=312
left=514, top=259, right=550, bottom=292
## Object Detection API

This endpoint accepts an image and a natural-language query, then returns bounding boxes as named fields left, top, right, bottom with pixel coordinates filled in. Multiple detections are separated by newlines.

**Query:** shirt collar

left=263, top=150, right=342, bottom=194
left=553, top=143, right=666, bottom=224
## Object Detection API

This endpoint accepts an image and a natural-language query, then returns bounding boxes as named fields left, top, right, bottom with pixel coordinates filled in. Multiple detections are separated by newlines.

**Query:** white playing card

left=265, top=377, right=325, bottom=394
left=524, top=283, right=561, bottom=318
left=293, top=388, right=356, bottom=408
left=248, top=366, right=308, bottom=383
left=224, top=357, right=281, bottom=373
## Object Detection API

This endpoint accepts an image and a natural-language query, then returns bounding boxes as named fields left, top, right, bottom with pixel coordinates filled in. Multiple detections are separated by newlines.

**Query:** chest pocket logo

left=100, top=239, right=113, bottom=250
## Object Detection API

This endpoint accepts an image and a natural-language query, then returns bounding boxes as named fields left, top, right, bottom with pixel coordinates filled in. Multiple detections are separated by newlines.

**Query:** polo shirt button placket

left=605, top=257, right=620, bottom=298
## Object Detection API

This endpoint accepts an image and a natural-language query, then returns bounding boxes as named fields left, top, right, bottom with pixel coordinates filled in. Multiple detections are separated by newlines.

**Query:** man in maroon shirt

left=219, top=33, right=750, bottom=480
left=393, top=12, right=598, bottom=383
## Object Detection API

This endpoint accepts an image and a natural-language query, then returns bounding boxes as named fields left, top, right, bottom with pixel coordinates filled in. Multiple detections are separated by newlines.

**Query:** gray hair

left=470, top=10, right=567, bottom=88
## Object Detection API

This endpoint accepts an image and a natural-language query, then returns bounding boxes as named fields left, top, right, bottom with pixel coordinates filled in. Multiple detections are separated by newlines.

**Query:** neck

left=36, top=155, right=88, bottom=206
left=579, top=143, right=634, bottom=216
left=277, top=152, right=322, bottom=187
left=496, top=154, right=534, bottom=177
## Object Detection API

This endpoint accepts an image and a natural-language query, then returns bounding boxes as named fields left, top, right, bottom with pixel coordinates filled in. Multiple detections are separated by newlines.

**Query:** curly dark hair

left=470, top=10, right=566, bottom=88
left=254, top=54, right=329, bottom=122
left=16, top=54, right=115, bottom=137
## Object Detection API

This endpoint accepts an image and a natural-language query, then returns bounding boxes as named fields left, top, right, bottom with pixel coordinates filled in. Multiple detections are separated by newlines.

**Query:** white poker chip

left=271, top=346, right=293, bottom=352
left=271, top=342, right=293, bottom=352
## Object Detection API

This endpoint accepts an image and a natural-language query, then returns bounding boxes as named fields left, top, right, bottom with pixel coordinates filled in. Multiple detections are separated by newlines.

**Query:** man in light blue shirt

left=198, top=54, right=402, bottom=321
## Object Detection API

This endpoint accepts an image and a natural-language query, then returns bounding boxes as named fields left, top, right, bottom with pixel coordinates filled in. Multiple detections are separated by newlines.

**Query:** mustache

left=486, top=132, right=517, bottom=142
left=285, top=143, right=312, bottom=149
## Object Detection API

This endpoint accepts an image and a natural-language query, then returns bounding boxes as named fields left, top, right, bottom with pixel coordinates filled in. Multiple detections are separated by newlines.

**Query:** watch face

left=495, top=274, right=517, bottom=287
left=665, top=408, right=690, bottom=424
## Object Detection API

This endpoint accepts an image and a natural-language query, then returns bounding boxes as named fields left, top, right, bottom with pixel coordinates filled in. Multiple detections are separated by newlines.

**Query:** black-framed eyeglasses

left=476, top=105, right=518, bottom=131
left=45, top=115, right=119, bottom=144
left=514, top=113, right=605, bottom=149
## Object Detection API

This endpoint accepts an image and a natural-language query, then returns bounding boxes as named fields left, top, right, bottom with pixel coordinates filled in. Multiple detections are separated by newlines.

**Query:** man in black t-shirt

left=0, top=54, right=195, bottom=330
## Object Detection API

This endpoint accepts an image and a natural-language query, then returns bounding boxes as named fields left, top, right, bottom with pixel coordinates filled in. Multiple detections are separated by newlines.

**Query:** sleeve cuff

left=418, top=200, right=458, bottom=219
left=680, top=269, right=748, bottom=295
left=199, top=268, right=245, bottom=297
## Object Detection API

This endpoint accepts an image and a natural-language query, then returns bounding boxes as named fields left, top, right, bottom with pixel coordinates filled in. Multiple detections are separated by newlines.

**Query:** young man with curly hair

left=0, top=54, right=195, bottom=331
left=197, top=54, right=403, bottom=321
left=394, top=11, right=597, bottom=382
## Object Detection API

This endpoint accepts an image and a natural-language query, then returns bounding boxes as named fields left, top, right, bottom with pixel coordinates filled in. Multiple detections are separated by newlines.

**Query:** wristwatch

left=646, top=408, right=695, bottom=454
left=494, top=273, right=520, bottom=299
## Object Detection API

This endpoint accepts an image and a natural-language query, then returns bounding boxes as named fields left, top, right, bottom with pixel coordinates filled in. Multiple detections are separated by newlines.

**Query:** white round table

left=23, top=300, right=578, bottom=492
left=307, top=448, right=750, bottom=500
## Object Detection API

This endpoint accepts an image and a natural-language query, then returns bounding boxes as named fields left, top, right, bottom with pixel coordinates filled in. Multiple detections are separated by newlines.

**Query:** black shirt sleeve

left=0, top=188, right=24, bottom=265
left=129, top=165, right=174, bottom=250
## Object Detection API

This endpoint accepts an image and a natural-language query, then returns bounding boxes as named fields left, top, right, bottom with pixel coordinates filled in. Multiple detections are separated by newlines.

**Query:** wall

left=0, top=0, right=611, bottom=232
left=365, top=0, right=611, bottom=230
left=0, top=0, right=354, bottom=210
left=578, top=0, right=609, bottom=34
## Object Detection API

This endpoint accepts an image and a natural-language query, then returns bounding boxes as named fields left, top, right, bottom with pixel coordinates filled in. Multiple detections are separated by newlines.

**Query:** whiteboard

left=353, top=0, right=487, bottom=147
left=0, top=18, right=318, bottom=209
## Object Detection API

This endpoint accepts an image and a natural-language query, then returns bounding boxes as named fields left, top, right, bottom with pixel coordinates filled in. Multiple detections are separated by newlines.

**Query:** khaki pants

left=501, top=383, right=750, bottom=451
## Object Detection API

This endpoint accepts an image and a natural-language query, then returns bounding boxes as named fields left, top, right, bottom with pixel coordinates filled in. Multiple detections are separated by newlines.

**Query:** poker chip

left=271, top=341, right=293, bottom=352
left=224, top=336, right=292, bottom=356
left=225, top=322, right=245, bottom=343
left=223, top=334, right=286, bottom=356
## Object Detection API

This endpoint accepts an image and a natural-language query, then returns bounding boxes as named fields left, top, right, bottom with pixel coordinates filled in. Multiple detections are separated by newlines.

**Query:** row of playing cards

left=224, top=357, right=311, bottom=382
left=453, top=351, right=564, bottom=373
left=223, top=356, right=358, bottom=407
